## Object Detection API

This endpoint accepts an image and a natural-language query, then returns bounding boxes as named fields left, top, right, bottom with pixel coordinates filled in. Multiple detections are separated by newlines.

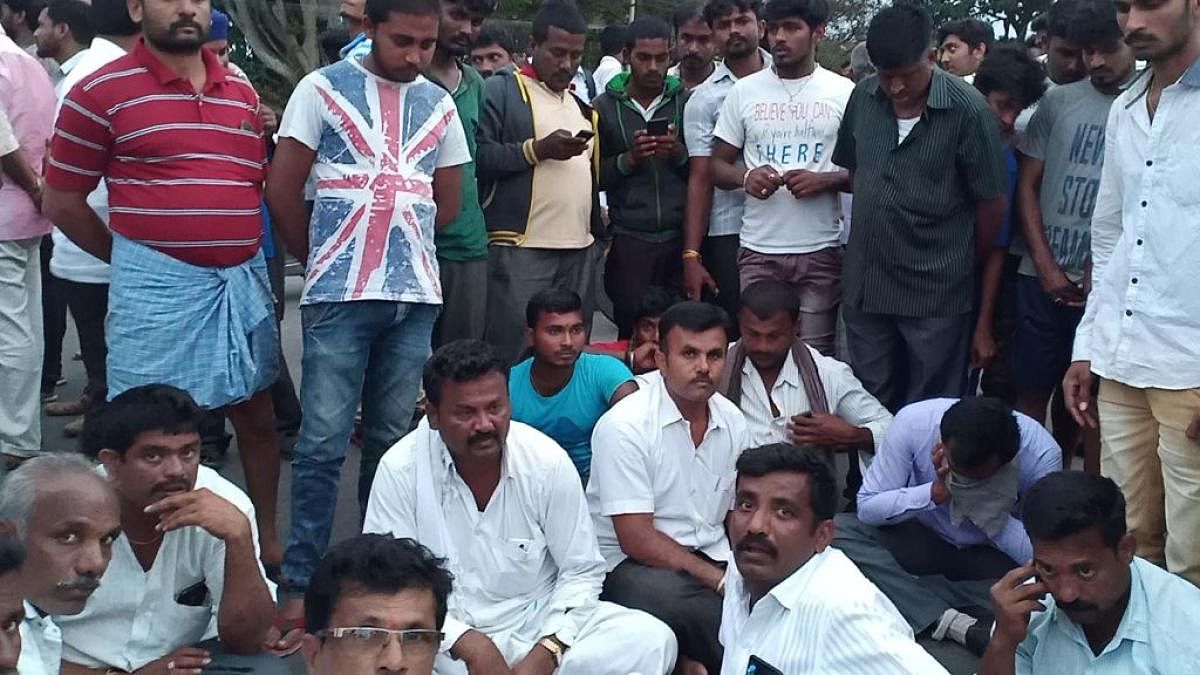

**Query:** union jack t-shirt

left=278, top=56, right=470, bottom=306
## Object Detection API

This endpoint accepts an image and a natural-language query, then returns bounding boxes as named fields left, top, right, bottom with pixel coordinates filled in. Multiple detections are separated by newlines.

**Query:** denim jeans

left=282, top=300, right=437, bottom=590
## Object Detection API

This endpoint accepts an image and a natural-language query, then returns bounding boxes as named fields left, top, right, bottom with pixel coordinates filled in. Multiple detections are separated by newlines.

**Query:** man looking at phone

left=594, top=16, right=690, bottom=339
left=709, top=0, right=853, bottom=356
left=982, top=471, right=1200, bottom=673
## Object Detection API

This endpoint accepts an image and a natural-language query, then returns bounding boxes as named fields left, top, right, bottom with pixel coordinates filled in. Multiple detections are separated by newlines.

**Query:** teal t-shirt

left=509, top=352, right=634, bottom=480
left=434, top=63, right=487, bottom=261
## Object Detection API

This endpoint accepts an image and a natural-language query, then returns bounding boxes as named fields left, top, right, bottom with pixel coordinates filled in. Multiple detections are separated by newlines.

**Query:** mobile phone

left=746, top=655, right=783, bottom=675
left=575, top=129, right=595, bottom=140
left=646, top=117, right=670, bottom=136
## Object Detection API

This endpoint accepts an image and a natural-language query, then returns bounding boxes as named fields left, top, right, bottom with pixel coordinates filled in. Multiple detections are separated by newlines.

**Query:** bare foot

left=264, top=596, right=305, bottom=656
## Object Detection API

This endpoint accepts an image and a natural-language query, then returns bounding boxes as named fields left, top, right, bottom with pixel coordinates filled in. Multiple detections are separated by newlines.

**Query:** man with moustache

left=669, top=3, right=717, bottom=92
left=1063, top=0, right=1200, bottom=586
left=365, top=340, right=677, bottom=675
left=0, top=455, right=121, bottom=675
left=0, top=538, right=24, bottom=672
left=721, top=443, right=946, bottom=674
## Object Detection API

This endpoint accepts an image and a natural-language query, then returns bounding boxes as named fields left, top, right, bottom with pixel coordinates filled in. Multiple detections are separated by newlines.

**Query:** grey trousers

left=0, top=237, right=42, bottom=465
left=842, top=306, right=971, bottom=413
left=434, top=257, right=487, bottom=349
left=196, top=638, right=292, bottom=674
left=833, top=513, right=1014, bottom=633
left=485, top=245, right=595, bottom=364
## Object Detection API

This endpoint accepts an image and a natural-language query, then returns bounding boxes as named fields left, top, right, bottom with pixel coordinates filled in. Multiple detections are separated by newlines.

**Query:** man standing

left=937, top=18, right=994, bottom=81
left=680, top=0, right=767, bottom=331
left=476, top=1, right=599, bottom=364
left=510, top=288, right=637, bottom=482
left=1063, top=0, right=1200, bottom=586
left=592, top=24, right=626, bottom=94
left=721, top=443, right=947, bottom=674
left=0, top=0, right=54, bottom=73
left=33, top=0, right=91, bottom=89
left=1014, top=1, right=1135, bottom=464
left=365, top=340, right=678, bottom=675
left=0, top=19, right=54, bottom=468
left=594, top=16, right=690, bottom=339
left=833, top=3, right=1008, bottom=412
left=470, top=22, right=514, bottom=78
left=588, top=301, right=747, bottom=674
left=267, top=0, right=470, bottom=633
left=710, top=0, right=853, bottom=356
left=669, top=3, right=717, bottom=92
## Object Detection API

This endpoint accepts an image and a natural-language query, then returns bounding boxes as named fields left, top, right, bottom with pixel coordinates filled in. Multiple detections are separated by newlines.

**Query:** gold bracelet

left=682, top=249, right=702, bottom=261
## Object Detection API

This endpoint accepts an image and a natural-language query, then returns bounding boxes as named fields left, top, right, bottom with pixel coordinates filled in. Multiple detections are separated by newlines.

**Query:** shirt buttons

left=1136, top=239, right=1144, bottom=245
left=1146, top=160, right=1153, bottom=167
left=1126, top=310, right=1133, bottom=317
left=1132, top=277, right=1139, bottom=284
left=1141, top=200, right=1148, bottom=207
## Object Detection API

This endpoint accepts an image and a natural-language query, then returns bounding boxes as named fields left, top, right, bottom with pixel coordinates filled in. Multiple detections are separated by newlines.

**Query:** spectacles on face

left=315, top=627, right=444, bottom=658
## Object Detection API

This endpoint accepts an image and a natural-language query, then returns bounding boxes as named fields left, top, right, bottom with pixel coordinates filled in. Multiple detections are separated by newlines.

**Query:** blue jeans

left=282, top=300, right=437, bottom=590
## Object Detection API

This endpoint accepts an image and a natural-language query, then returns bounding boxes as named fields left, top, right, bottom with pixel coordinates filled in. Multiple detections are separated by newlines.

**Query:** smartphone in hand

left=646, top=117, right=670, bottom=136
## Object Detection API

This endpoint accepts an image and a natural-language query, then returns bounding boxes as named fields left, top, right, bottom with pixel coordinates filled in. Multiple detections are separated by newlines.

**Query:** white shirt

left=1072, top=62, right=1200, bottom=389
left=587, top=370, right=749, bottom=570
left=17, top=602, right=61, bottom=675
left=737, top=343, right=892, bottom=461
left=51, top=50, right=87, bottom=100
left=712, top=65, right=853, bottom=255
left=592, top=55, right=624, bottom=95
left=720, top=548, right=948, bottom=675
left=364, top=420, right=607, bottom=659
left=57, top=467, right=275, bottom=672
left=0, top=106, right=15, bottom=156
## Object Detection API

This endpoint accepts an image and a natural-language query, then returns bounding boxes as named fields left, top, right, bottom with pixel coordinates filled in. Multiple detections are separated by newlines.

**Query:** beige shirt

left=523, top=79, right=593, bottom=249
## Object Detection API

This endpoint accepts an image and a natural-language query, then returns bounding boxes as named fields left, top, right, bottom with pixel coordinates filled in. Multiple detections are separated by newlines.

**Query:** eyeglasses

left=314, top=627, right=444, bottom=658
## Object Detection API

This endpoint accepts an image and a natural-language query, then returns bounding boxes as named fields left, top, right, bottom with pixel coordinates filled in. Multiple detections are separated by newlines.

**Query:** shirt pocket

left=488, top=535, right=548, bottom=596
left=706, top=472, right=737, bottom=524
left=162, top=599, right=215, bottom=648
left=1167, top=142, right=1200, bottom=207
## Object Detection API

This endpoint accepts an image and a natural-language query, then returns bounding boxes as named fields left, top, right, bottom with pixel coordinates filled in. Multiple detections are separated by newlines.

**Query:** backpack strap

left=718, top=340, right=746, bottom=407
left=791, top=339, right=829, bottom=415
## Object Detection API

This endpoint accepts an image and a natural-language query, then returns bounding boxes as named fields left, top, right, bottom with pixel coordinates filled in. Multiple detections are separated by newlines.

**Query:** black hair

left=476, top=21, right=514, bottom=52
left=656, top=301, right=729, bottom=350
left=599, top=23, right=627, bottom=55
left=761, top=0, right=829, bottom=28
left=525, top=287, right=583, bottom=328
left=739, top=280, right=800, bottom=322
left=973, top=44, right=1048, bottom=110
left=422, top=340, right=510, bottom=406
left=1030, top=13, right=1048, bottom=34
left=633, top=286, right=678, bottom=323
left=1065, top=0, right=1124, bottom=50
left=321, top=27, right=352, bottom=62
left=702, top=0, right=762, bottom=27
left=939, top=397, right=1021, bottom=470
left=1045, top=0, right=1083, bottom=40
left=444, top=0, right=500, bottom=17
left=672, top=2, right=706, bottom=32
left=531, top=0, right=587, bottom=42
left=624, top=16, right=671, bottom=52
left=1023, top=472, right=1127, bottom=549
left=936, top=18, right=994, bottom=51
left=88, top=0, right=137, bottom=37
left=866, top=3, right=932, bottom=70
left=0, top=0, right=44, bottom=32
left=736, top=443, right=837, bottom=522
left=47, top=0, right=94, bottom=45
left=0, top=536, right=23, bottom=577
left=80, top=384, right=203, bottom=459
left=305, top=534, right=454, bottom=632
left=365, top=0, right=442, bottom=24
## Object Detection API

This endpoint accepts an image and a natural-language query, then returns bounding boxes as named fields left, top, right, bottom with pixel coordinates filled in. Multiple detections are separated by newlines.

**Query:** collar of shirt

left=437, top=430, right=516, bottom=487
left=868, top=67, right=954, bottom=110
left=58, top=48, right=87, bottom=77
left=131, top=37, right=227, bottom=91
left=707, top=48, right=773, bottom=87
left=653, top=372, right=727, bottom=438
left=17, top=600, right=62, bottom=675
left=742, top=350, right=800, bottom=390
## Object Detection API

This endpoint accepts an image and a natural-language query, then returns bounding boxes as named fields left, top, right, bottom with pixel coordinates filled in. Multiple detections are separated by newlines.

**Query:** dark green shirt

left=833, top=69, right=1006, bottom=317
left=433, top=63, right=487, bottom=261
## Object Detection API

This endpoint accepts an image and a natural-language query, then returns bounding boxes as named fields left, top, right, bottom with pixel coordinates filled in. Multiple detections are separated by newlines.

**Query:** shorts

left=1010, top=274, right=1084, bottom=395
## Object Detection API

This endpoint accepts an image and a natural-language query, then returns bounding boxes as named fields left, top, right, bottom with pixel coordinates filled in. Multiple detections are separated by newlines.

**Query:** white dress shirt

left=587, top=370, right=749, bottom=570
left=57, top=467, right=275, bottom=671
left=592, top=55, right=624, bottom=95
left=16, top=601, right=61, bottom=675
left=719, top=548, right=948, bottom=675
left=1072, top=61, right=1200, bottom=389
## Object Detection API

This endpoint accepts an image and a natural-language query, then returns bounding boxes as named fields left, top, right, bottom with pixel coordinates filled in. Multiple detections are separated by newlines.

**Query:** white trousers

left=0, top=237, right=42, bottom=464
left=435, top=601, right=677, bottom=675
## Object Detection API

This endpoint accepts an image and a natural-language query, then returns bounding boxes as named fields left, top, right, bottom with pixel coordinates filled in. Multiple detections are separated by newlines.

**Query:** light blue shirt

left=857, top=398, right=1063, bottom=564
left=1018, top=557, right=1200, bottom=672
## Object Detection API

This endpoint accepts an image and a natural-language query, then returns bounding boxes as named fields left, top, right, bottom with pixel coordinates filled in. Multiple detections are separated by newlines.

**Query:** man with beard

left=33, top=0, right=92, bottom=91
left=42, top=0, right=286, bottom=578
left=57, top=384, right=279, bottom=673
left=710, top=0, right=853, bottom=357
left=364, top=340, right=678, bottom=675
left=0, top=454, right=120, bottom=674
left=426, top=0, right=496, bottom=348
left=594, top=16, right=690, bottom=340
left=588, top=301, right=748, bottom=674
left=680, top=0, right=768, bottom=335
left=721, top=443, right=946, bottom=674
left=668, top=3, right=717, bottom=92
left=1063, top=0, right=1200, bottom=586
left=982, top=472, right=1200, bottom=672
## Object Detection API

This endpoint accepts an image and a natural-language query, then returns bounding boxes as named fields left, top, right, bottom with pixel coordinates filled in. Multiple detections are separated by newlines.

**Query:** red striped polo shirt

left=45, top=39, right=266, bottom=267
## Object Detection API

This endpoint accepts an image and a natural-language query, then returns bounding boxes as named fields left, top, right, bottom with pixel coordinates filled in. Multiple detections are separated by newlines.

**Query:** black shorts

left=1011, top=274, right=1085, bottom=395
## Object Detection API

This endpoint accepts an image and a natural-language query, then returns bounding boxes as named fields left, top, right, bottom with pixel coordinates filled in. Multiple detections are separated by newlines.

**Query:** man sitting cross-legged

left=57, top=384, right=281, bottom=674
left=365, top=339, right=678, bottom=675
left=834, top=397, right=1062, bottom=656
left=510, top=288, right=638, bottom=483
left=588, top=301, right=749, bottom=675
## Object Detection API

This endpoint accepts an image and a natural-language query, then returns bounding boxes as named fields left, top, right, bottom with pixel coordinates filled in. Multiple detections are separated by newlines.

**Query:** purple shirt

left=856, top=398, right=1062, bottom=564
left=0, top=32, right=55, bottom=241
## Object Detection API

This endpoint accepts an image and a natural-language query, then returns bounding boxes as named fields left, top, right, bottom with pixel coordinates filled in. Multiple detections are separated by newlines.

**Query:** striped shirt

left=833, top=69, right=1007, bottom=317
left=45, top=39, right=266, bottom=267
left=719, top=547, right=948, bottom=674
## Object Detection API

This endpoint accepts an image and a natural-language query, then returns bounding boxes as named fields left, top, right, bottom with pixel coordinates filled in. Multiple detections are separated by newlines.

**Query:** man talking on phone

left=593, top=15, right=691, bottom=340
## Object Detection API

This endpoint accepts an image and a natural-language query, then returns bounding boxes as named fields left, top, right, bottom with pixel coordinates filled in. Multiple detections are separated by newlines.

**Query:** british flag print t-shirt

left=278, top=55, right=470, bottom=306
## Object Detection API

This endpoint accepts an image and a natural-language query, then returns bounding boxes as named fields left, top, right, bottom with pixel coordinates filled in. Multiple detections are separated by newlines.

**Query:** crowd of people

left=0, top=0, right=1198, bottom=672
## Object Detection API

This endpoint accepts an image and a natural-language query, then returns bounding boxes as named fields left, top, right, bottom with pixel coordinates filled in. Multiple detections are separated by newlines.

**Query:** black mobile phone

left=646, top=117, right=670, bottom=136
left=175, top=580, right=210, bottom=607
left=575, top=129, right=595, bottom=140
left=746, top=655, right=783, bottom=675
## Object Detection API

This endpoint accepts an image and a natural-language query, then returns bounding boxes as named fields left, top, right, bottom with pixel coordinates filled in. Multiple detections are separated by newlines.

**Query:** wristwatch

left=537, top=634, right=567, bottom=665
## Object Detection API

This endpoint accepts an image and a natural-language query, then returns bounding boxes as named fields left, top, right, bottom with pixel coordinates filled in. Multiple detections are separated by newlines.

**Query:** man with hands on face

left=709, top=0, right=853, bottom=356
left=982, top=471, right=1200, bottom=673
left=56, top=385, right=279, bottom=675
